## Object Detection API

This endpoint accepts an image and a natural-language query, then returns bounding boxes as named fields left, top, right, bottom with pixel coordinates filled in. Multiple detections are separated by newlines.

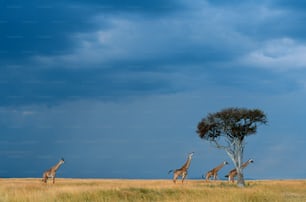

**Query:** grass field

left=1, top=178, right=306, bottom=202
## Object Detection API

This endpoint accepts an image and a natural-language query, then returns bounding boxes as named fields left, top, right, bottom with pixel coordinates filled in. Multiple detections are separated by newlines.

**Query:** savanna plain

left=1, top=178, right=306, bottom=202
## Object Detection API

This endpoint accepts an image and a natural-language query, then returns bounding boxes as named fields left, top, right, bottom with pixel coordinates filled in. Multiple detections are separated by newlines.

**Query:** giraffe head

left=188, top=152, right=194, bottom=158
left=60, top=158, right=65, bottom=164
left=224, top=161, right=229, bottom=165
left=248, top=159, right=254, bottom=163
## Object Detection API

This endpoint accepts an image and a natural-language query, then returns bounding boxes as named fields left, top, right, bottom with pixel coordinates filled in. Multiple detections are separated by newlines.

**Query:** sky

left=1, top=0, right=306, bottom=180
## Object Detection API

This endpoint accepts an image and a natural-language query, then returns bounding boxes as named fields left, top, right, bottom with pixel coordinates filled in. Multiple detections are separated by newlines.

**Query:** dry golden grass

left=1, top=178, right=306, bottom=202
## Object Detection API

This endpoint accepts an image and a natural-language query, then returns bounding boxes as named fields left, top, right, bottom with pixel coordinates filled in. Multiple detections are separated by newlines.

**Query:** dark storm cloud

left=0, top=0, right=184, bottom=106
left=67, top=0, right=182, bottom=13
left=0, top=1, right=103, bottom=61
left=0, top=66, right=173, bottom=106
left=0, top=0, right=181, bottom=61
left=1, top=0, right=306, bottom=107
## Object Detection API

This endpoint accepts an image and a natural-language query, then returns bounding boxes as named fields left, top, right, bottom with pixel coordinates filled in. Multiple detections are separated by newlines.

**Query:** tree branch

left=211, top=139, right=228, bottom=150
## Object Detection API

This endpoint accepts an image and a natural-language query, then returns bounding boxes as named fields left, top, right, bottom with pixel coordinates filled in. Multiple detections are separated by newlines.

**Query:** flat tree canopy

left=196, top=107, right=267, bottom=187
left=197, top=108, right=267, bottom=141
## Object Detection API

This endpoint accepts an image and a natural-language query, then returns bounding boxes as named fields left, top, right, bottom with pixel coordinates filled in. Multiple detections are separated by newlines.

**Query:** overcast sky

left=1, top=0, right=306, bottom=180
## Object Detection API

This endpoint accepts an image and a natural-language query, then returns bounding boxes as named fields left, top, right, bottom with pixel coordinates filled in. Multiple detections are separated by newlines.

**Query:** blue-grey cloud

left=68, top=0, right=183, bottom=13
left=0, top=2, right=103, bottom=61
left=0, top=65, right=176, bottom=106
left=274, top=0, right=306, bottom=10
left=0, top=0, right=181, bottom=61
left=1, top=0, right=306, bottom=108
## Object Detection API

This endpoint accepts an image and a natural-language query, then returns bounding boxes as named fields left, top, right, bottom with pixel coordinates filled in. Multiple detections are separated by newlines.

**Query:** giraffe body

left=169, top=152, right=194, bottom=183
left=205, top=161, right=228, bottom=181
left=42, top=158, right=64, bottom=184
left=225, top=159, right=253, bottom=183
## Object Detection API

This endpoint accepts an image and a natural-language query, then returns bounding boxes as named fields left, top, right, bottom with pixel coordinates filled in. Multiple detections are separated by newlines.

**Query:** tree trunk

left=236, top=138, right=245, bottom=187
left=236, top=171, right=245, bottom=187
left=225, top=139, right=246, bottom=187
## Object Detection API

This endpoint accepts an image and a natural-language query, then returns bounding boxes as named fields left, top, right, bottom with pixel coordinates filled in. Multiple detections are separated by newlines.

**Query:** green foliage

left=197, top=107, right=267, bottom=141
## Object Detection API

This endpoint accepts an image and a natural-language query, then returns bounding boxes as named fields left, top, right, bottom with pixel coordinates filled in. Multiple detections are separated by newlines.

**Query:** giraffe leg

left=173, top=172, right=179, bottom=183
left=42, top=172, right=48, bottom=183
left=53, top=175, right=56, bottom=184
left=205, top=172, right=211, bottom=182
left=182, top=172, right=187, bottom=183
left=230, top=175, right=235, bottom=183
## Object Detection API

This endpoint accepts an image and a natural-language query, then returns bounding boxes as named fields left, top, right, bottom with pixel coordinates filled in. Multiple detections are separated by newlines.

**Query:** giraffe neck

left=52, top=161, right=63, bottom=172
left=214, top=162, right=226, bottom=172
left=241, top=161, right=250, bottom=169
left=181, top=157, right=192, bottom=170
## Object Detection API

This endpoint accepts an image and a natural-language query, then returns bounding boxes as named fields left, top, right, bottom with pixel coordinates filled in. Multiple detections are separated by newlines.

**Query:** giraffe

left=204, top=161, right=228, bottom=181
left=42, top=158, right=65, bottom=184
left=225, top=159, right=254, bottom=183
left=168, top=152, right=194, bottom=183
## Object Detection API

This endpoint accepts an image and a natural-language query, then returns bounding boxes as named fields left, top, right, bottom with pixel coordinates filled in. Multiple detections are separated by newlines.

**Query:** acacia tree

left=196, top=107, right=267, bottom=187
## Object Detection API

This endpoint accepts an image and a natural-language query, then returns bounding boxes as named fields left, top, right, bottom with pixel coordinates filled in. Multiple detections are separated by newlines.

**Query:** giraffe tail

left=168, top=170, right=174, bottom=174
